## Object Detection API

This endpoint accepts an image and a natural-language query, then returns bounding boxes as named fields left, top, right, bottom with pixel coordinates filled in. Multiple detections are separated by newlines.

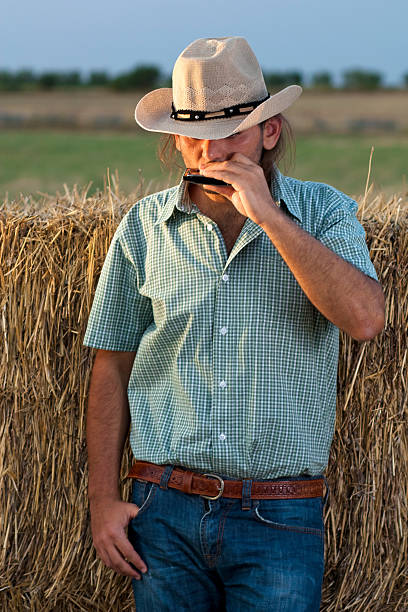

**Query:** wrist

left=88, top=488, right=122, bottom=506
left=256, top=197, right=282, bottom=228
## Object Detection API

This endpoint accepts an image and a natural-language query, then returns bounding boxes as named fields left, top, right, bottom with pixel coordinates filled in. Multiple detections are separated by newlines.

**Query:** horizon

left=1, top=0, right=407, bottom=87
left=1, top=65, right=407, bottom=89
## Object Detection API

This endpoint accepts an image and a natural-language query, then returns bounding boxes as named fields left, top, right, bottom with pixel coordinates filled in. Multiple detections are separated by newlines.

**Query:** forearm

left=86, top=351, right=134, bottom=504
left=259, top=205, right=385, bottom=340
left=85, top=350, right=146, bottom=579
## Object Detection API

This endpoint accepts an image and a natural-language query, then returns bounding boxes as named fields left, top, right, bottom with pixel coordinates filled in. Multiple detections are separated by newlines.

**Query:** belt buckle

left=201, top=473, right=225, bottom=500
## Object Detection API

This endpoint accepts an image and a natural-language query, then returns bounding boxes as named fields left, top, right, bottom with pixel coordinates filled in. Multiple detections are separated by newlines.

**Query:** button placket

left=198, top=215, right=228, bottom=265
left=210, top=260, right=235, bottom=458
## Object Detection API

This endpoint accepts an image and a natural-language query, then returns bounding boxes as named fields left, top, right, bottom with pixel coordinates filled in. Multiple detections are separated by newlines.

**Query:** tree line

left=1, top=65, right=407, bottom=91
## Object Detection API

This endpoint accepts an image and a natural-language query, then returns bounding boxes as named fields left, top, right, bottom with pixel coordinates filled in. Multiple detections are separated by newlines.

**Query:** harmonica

left=183, top=168, right=230, bottom=187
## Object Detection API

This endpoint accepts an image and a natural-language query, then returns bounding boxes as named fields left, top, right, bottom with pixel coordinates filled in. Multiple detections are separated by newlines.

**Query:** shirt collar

left=154, top=180, right=199, bottom=225
left=154, top=166, right=303, bottom=226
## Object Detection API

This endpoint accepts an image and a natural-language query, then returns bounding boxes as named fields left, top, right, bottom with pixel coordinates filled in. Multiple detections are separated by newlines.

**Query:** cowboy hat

left=135, top=36, right=302, bottom=140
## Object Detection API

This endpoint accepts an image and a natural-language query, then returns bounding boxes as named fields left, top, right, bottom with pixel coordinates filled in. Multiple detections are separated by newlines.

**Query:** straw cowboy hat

left=135, top=36, right=302, bottom=140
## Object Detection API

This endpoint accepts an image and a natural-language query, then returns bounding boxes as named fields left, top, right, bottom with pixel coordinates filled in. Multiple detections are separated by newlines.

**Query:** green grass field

left=1, top=129, right=407, bottom=201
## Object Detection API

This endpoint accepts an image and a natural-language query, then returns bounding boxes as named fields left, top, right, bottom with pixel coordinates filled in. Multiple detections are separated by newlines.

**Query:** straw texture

left=1, top=183, right=407, bottom=611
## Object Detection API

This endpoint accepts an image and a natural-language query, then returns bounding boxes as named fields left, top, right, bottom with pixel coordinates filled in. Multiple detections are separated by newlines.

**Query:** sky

left=2, top=0, right=407, bottom=85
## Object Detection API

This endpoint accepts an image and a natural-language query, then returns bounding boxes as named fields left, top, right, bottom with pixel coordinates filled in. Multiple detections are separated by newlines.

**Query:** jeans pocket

left=252, top=498, right=324, bottom=537
left=131, top=479, right=158, bottom=518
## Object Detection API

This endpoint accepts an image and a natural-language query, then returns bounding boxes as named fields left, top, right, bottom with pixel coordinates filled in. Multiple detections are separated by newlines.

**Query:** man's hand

left=90, top=497, right=148, bottom=579
left=199, top=153, right=277, bottom=224
left=201, top=154, right=384, bottom=340
left=86, top=350, right=142, bottom=577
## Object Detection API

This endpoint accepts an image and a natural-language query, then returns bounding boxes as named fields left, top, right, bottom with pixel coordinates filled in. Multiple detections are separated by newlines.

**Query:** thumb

left=125, top=501, right=141, bottom=520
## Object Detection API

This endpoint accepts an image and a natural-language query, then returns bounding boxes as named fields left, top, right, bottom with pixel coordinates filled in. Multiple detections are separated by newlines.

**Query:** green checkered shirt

left=84, top=168, right=378, bottom=479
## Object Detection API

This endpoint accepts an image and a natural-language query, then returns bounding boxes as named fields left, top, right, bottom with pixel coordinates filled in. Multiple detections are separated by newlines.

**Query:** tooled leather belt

left=127, top=461, right=324, bottom=500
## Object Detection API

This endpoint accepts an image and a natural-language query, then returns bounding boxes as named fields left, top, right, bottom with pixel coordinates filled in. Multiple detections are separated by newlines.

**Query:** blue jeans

left=129, top=471, right=327, bottom=611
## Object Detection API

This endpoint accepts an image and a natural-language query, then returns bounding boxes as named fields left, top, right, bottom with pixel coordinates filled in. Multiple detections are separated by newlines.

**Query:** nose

left=201, top=139, right=225, bottom=162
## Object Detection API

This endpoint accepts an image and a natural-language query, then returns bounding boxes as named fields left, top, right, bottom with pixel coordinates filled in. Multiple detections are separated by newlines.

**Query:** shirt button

left=219, top=433, right=226, bottom=441
left=222, top=274, right=229, bottom=282
left=206, top=223, right=213, bottom=231
left=219, top=380, right=227, bottom=389
left=220, top=326, right=228, bottom=335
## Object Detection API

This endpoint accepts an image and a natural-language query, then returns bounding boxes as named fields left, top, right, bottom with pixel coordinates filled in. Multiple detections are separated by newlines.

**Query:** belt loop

left=241, top=479, right=252, bottom=511
left=159, top=465, right=174, bottom=490
left=180, top=470, right=194, bottom=494
left=323, top=476, right=330, bottom=506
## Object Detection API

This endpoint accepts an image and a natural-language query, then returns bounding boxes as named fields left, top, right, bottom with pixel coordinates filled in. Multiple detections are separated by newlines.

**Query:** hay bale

left=0, top=185, right=407, bottom=611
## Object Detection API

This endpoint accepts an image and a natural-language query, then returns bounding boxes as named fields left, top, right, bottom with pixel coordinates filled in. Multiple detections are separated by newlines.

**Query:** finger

left=199, top=160, right=237, bottom=174
left=230, top=152, right=259, bottom=165
left=200, top=155, right=258, bottom=171
left=200, top=158, right=255, bottom=177
left=94, top=524, right=148, bottom=578
left=117, top=537, right=148, bottom=575
left=203, top=165, right=267, bottom=195
left=108, top=545, right=145, bottom=579
left=126, top=502, right=142, bottom=520
left=200, top=165, right=242, bottom=184
left=96, top=546, right=140, bottom=579
left=200, top=160, right=242, bottom=175
left=97, top=547, right=114, bottom=571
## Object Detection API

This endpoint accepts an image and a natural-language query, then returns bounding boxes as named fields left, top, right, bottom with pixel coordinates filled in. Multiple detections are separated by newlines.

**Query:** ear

left=262, top=116, right=282, bottom=150
left=174, top=134, right=181, bottom=152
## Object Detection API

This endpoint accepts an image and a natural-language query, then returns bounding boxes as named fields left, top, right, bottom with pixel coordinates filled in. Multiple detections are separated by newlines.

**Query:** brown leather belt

left=127, top=461, right=324, bottom=500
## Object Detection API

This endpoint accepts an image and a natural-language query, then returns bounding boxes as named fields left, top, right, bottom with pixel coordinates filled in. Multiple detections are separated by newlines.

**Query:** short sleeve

left=316, top=188, right=378, bottom=282
left=83, top=230, right=152, bottom=351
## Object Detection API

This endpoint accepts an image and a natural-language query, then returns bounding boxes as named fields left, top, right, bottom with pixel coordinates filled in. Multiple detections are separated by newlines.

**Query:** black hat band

left=170, top=94, right=270, bottom=121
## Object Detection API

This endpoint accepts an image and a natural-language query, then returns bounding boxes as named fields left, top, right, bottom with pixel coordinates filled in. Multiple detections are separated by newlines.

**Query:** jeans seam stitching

left=199, top=504, right=213, bottom=564
left=215, top=502, right=235, bottom=560
left=135, top=483, right=158, bottom=517
left=253, top=505, right=323, bottom=537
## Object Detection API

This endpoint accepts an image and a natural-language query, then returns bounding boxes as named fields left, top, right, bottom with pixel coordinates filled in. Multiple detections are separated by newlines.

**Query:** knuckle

left=96, top=533, right=113, bottom=548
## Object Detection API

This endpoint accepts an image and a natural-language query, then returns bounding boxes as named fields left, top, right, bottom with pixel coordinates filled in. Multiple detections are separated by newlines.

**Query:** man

left=84, top=37, right=385, bottom=611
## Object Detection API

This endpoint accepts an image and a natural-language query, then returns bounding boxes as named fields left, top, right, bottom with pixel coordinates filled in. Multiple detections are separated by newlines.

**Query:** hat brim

left=135, top=85, right=302, bottom=140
